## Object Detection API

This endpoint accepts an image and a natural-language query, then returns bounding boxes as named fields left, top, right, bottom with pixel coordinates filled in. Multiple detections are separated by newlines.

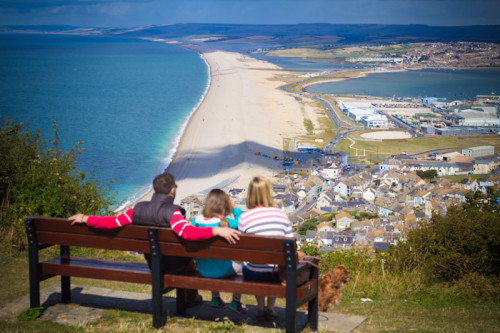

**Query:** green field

left=335, top=133, right=500, bottom=158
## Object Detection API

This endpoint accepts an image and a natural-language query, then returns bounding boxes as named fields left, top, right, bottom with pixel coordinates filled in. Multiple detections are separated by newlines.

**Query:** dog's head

left=323, top=265, right=351, bottom=286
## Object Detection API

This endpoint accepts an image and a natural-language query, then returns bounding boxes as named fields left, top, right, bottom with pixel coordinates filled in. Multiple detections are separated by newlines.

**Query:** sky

left=0, top=0, right=499, bottom=28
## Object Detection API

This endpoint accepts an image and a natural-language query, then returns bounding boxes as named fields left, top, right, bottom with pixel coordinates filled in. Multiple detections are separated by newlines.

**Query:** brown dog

left=301, top=265, right=351, bottom=312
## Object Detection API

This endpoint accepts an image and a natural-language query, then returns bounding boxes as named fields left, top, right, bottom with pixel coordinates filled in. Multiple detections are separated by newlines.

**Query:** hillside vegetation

left=0, top=119, right=114, bottom=251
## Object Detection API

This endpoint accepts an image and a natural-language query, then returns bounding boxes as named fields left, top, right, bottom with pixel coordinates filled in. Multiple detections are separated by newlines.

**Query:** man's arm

left=70, top=208, right=240, bottom=244
left=170, top=210, right=240, bottom=244
left=69, top=209, right=133, bottom=229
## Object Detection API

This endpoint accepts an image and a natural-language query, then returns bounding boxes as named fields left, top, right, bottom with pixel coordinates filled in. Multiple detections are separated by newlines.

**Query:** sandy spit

left=136, top=48, right=313, bottom=204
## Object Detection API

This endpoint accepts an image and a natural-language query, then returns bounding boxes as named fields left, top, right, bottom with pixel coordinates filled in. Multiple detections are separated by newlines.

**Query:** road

left=311, top=94, right=364, bottom=154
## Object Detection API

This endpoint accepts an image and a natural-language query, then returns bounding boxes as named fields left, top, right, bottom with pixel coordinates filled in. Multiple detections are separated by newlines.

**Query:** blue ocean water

left=0, top=34, right=209, bottom=209
left=306, top=68, right=500, bottom=101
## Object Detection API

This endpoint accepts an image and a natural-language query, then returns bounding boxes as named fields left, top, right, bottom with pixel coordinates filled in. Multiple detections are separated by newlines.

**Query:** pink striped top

left=238, top=206, right=293, bottom=272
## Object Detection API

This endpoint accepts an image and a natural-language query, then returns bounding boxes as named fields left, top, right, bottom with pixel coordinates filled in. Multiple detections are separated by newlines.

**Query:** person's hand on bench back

left=212, top=227, right=240, bottom=244
left=69, top=214, right=88, bottom=225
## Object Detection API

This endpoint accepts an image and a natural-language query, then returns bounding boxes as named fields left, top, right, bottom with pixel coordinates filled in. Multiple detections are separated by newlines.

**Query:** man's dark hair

left=153, top=173, right=176, bottom=195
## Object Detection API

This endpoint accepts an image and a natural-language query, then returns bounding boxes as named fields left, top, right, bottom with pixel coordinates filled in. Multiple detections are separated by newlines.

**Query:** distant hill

left=0, top=25, right=78, bottom=32
left=2, top=23, right=500, bottom=45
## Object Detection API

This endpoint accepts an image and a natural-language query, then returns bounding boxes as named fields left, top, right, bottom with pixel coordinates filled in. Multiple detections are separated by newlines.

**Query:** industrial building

left=451, top=109, right=500, bottom=127
left=346, top=108, right=376, bottom=121
left=360, top=114, right=389, bottom=128
left=420, top=125, right=437, bottom=135
left=462, top=146, right=495, bottom=158
left=435, top=126, right=500, bottom=136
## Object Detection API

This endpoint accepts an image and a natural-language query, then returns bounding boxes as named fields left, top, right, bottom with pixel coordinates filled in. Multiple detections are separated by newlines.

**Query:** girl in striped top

left=238, top=176, right=293, bottom=321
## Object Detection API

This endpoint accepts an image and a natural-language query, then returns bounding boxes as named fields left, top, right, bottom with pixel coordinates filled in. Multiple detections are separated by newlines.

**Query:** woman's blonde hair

left=246, top=176, right=275, bottom=209
left=202, top=189, right=232, bottom=227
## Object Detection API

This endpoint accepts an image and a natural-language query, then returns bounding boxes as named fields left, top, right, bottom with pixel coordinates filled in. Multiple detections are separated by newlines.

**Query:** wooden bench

left=25, top=216, right=319, bottom=332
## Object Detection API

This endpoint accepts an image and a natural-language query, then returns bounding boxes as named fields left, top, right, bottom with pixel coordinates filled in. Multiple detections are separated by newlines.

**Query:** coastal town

left=180, top=144, right=499, bottom=253
left=179, top=83, right=500, bottom=254
left=344, top=42, right=500, bottom=68
left=266, top=41, right=500, bottom=69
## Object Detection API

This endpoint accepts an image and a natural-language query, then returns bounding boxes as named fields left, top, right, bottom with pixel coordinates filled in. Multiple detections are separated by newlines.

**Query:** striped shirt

left=238, top=206, right=293, bottom=273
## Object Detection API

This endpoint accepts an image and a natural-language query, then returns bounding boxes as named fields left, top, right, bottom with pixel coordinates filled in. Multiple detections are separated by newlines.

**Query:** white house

left=335, top=211, right=355, bottom=230
left=334, top=181, right=353, bottom=198
left=320, top=166, right=342, bottom=180
left=317, top=189, right=336, bottom=208
left=362, top=188, right=376, bottom=202
left=317, top=222, right=335, bottom=232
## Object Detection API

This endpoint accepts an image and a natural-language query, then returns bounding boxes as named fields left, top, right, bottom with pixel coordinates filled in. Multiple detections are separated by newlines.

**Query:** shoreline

left=131, top=42, right=312, bottom=206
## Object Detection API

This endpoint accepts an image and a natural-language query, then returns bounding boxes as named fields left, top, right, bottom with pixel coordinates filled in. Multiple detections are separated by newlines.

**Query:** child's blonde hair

left=246, top=176, right=275, bottom=209
left=202, top=189, right=232, bottom=227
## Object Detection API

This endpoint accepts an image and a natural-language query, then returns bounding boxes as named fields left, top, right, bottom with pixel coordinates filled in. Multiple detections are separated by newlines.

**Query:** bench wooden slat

left=156, top=228, right=290, bottom=251
left=37, top=231, right=151, bottom=253
left=42, top=256, right=152, bottom=284
left=157, top=243, right=285, bottom=264
left=32, top=217, right=150, bottom=239
left=162, top=274, right=318, bottom=299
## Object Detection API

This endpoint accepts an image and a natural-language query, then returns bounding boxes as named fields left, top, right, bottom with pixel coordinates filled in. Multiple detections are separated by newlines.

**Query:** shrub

left=0, top=118, right=115, bottom=251
left=388, top=188, right=500, bottom=283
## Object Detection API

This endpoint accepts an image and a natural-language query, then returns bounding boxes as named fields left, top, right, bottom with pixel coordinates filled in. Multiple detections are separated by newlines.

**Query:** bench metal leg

left=60, top=245, right=71, bottom=304
left=307, top=295, right=318, bottom=332
left=286, top=298, right=297, bottom=333
left=308, top=267, right=319, bottom=331
left=148, top=229, right=165, bottom=328
left=25, top=218, right=40, bottom=308
left=284, top=240, right=297, bottom=333
left=176, top=288, right=186, bottom=316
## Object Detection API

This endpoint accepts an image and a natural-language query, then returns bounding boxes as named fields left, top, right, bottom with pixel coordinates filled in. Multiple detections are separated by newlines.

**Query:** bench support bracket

left=61, top=245, right=71, bottom=304
left=25, top=218, right=41, bottom=308
left=148, top=228, right=165, bottom=329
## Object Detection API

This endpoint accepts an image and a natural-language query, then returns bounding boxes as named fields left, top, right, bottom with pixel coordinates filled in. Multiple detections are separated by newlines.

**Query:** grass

left=335, top=133, right=500, bottom=158
left=283, top=69, right=370, bottom=94
left=444, top=174, right=488, bottom=182
left=266, top=44, right=425, bottom=62
left=343, top=299, right=499, bottom=333
left=1, top=247, right=499, bottom=332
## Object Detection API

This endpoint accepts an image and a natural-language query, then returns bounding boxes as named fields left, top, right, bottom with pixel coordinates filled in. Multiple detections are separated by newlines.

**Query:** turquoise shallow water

left=306, top=68, right=500, bottom=101
left=0, top=34, right=209, bottom=209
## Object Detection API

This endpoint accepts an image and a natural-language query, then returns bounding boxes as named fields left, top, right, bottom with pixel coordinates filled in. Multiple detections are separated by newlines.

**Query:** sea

left=0, top=34, right=209, bottom=209
left=2, top=34, right=499, bottom=209
left=306, top=68, right=500, bottom=101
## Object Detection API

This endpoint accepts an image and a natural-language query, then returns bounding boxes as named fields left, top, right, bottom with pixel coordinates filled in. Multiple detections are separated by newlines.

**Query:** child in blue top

left=191, top=189, right=246, bottom=315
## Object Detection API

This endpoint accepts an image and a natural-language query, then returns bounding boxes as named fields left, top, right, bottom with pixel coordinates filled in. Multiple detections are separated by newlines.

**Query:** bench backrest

left=154, top=228, right=291, bottom=266
left=26, top=216, right=296, bottom=266
left=26, top=216, right=152, bottom=254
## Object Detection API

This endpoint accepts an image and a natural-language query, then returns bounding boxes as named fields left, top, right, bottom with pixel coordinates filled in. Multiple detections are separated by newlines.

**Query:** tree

left=0, top=119, right=115, bottom=250
left=425, top=169, right=438, bottom=182
left=416, top=169, right=438, bottom=182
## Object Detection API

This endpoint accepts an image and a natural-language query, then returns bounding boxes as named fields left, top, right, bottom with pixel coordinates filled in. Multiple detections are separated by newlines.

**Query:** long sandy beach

left=137, top=47, right=318, bottom=203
